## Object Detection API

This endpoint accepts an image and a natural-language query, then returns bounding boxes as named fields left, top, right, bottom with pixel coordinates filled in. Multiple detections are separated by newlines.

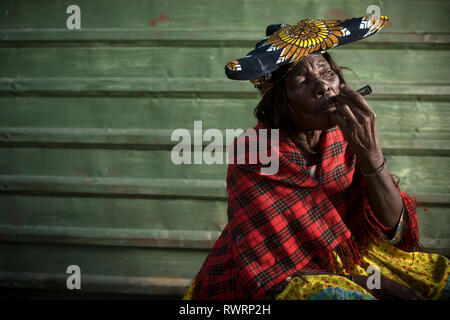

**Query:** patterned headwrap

left=225, top=15, right=389, bottom=95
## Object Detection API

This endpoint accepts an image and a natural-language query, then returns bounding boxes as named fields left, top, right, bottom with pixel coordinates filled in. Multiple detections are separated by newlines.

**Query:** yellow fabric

left=183, top=239, right=449, bottom=300
left=275, top=274, right=375, bottom=300
left=183, top=277, right=195, bottom=300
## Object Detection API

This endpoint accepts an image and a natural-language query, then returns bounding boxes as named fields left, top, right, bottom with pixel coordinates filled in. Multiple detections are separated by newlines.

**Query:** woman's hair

left=253, top=52, right=347, bottom=155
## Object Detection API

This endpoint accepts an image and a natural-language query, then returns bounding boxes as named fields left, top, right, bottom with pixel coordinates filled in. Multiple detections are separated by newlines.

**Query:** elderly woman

left=184, top=16, right=449, bottom=300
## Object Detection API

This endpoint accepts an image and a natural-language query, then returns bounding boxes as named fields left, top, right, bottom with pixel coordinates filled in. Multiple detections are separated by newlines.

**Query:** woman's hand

left=331, top=84, right=404, bottom=229
left=330, top=84, right=384, bottom=174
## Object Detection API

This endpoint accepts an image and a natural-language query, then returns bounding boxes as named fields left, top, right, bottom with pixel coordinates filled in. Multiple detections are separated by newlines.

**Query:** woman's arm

left=357, top=154, right=404, bottom=231
left=331, top=84, right=403, bottom=230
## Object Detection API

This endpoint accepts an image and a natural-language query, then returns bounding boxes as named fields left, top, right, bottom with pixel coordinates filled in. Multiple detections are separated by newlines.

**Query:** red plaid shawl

left=192, top=122, right=421, bottom=300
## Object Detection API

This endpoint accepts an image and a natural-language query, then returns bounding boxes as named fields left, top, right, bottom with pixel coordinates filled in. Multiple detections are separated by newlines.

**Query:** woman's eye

left=321, top=70, right=333, bottom=76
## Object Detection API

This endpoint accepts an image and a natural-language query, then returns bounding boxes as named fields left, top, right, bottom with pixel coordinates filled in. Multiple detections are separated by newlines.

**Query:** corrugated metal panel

left=0, top=0, right=449, bottom=297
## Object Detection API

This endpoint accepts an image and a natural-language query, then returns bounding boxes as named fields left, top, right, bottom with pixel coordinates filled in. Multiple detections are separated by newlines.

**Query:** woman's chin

left=314, top=115, right=338, bottom=131
left=324, top=113, right=339, bottom=129
left=293, top=112, right=339, bottom=131
left=327, top=120, right=339, bottom=130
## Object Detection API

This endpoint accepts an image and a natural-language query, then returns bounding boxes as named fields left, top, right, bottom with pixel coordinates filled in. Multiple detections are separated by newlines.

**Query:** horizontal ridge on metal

left=0, top=224, right=220, bottom=249
left=0, top=78, right=449, bottom=98
left=0, top=174, right=448, bottom=204
left=0, top=271, right=191, bottom=296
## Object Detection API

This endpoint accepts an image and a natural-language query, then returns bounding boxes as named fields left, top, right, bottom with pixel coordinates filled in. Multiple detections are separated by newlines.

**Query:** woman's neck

left=294, top=130, right=322, bottom=166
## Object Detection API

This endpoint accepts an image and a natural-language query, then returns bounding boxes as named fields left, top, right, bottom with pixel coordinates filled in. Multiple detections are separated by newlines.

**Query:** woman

left=184, top=16, right=449, bottom=300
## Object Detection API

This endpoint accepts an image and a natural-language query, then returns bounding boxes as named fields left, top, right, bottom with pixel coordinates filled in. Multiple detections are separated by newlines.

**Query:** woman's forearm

left=331, top=85, right=403, bottom=230
left=357, top=157, right=403, bottom=231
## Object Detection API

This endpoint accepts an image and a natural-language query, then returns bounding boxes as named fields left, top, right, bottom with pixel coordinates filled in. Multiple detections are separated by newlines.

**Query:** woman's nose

left=314, top=80, right=331, bottom=98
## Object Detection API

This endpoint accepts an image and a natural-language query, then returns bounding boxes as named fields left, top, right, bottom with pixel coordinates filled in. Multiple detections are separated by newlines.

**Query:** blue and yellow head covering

left=225, top=15, right=389, bottom=95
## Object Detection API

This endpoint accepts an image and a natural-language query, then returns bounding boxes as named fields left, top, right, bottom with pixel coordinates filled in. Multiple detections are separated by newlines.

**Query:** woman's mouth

left=319, top=104, right=337, bottom=113
left=316, top=99, right=338, bottom=114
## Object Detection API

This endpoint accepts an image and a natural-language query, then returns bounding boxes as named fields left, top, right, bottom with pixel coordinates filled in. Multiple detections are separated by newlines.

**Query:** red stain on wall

left=158, top=13, right=171, bottom=23
left=149, top=13, right=171, bottom=26
left=194, top=20, right=208, bottom=26
left=324, top=8, right=350, bottom=20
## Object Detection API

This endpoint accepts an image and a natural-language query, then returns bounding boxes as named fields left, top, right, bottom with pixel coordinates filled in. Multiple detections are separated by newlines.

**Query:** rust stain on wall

left=324, top=8, right=350, bottom=20
left=149, top=13, right=171, bottom=26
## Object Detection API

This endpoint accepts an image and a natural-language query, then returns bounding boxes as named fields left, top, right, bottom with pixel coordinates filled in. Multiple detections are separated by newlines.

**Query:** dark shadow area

left=0, top=288, right=182, bottom=300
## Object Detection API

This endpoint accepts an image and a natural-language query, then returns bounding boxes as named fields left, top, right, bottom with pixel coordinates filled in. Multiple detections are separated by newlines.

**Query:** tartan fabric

left=192, top=122, right=421, bottom=300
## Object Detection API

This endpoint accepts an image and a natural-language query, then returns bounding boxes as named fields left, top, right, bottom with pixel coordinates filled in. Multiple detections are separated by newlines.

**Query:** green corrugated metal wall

left=0, top=0, right=449, bottom=298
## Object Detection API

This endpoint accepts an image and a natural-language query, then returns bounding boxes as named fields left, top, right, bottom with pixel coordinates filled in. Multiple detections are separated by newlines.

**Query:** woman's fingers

left=333, top=85, right=382, bottom=159
left=339, top=84, right=375, bottom=115
left=335, top=95, right=376, bottom=132
left=334, top=95, right=365, bottom=124
left=331, top=111, right=351, bottom=133
left=338, top=104, right=358, bottom=125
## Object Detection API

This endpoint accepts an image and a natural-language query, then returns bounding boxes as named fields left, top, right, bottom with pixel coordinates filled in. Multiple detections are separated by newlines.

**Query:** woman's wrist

left=357, top=152, right=385, bottom=176
left=361, top=158, right=387, bottom=177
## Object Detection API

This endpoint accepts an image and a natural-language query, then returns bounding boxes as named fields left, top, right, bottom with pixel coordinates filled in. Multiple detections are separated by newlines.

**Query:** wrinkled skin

left=284, top=53, right=382, bottom=168
left=284, top=53, right=341, bottom=132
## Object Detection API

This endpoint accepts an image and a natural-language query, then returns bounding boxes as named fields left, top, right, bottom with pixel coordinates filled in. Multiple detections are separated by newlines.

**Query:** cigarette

left=356, top=85, right=372, bottom=96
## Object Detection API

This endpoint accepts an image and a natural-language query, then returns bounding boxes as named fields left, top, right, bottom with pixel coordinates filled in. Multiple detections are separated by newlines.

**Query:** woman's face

left=284, top=53, right=341, bottom=131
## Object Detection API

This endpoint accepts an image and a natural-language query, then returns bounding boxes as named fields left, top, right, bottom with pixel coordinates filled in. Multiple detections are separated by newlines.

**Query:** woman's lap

left=183, top=239, right=450, bottom=300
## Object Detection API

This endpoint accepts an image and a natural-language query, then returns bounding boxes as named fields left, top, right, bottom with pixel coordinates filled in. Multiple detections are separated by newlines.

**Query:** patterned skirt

left=183, top=239, right=450, bottom=300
